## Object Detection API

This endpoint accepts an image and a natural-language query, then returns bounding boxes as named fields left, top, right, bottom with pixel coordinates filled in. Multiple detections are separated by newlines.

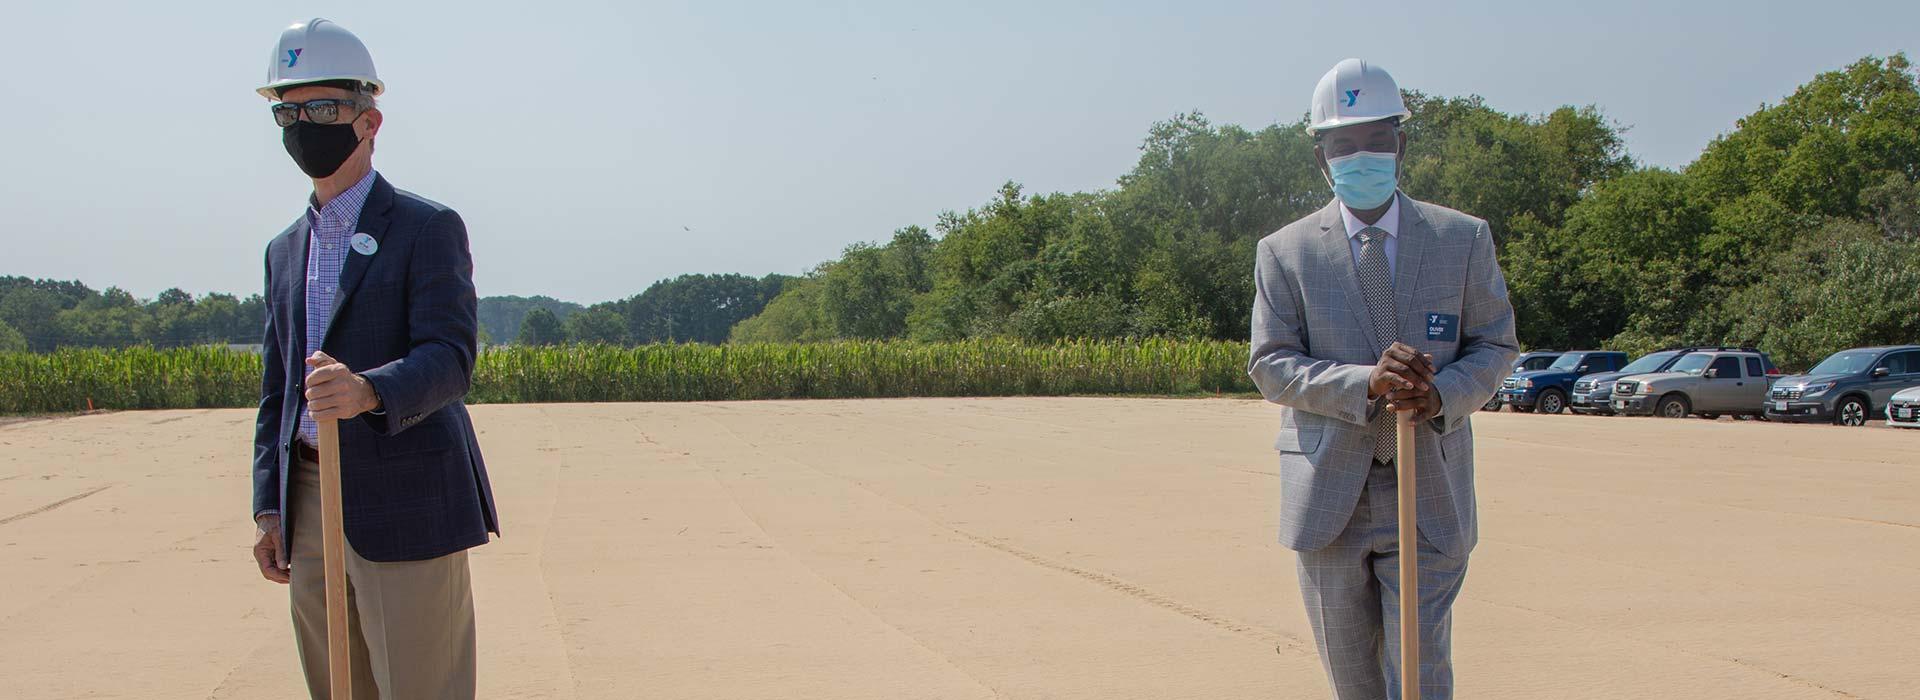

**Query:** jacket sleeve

left=1430, top=220, right=1520, bottom=434
left=1247, top=237, right=1373, bottom=427
left=358, top=209, right=478, bottom=436
left=252, top=245, right=286, bottom=519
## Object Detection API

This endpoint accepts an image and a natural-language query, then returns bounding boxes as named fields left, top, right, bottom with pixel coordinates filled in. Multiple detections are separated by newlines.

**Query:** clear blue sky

left=2, top=0, right=1914, bottom=304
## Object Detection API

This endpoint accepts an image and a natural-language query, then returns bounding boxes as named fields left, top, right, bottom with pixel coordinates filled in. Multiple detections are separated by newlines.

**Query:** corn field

left=0, top=347, right=261, bottom=414
left=0, top=340, right=1256, bottom=414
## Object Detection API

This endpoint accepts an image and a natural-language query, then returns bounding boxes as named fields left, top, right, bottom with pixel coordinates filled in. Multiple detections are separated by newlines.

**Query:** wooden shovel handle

left=317, top=419, right=350, bottom=700
left=1396, top=411, right=1419, bottom=700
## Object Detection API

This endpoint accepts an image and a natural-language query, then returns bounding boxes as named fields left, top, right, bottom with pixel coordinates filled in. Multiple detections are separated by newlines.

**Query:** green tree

left=1400, top=94, right=1631, bottom=239
left=1861, top=171, right=1920, bottom=241
left=0, top=319, right=26, bottom=352
left=612, top=273, right=789, bottom=344
left=729, top=277, right=833, bottom=343
left=818, top=227, right=935, bottom=339
left=1723, top=220, right=1920, bottom=369
left=1507, top=168, right=1714, bottom=351
left=516, top=307, right=567, bottom=346
left=1688, top=54, right=1920, bottom=222
left=0, top=288, right=66, bottom=352
left=478, top=296, right=582, bottom=344
left=565, top=308, right=628, bottom=345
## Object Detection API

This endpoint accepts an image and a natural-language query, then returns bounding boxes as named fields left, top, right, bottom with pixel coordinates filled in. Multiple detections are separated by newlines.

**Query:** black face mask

left=281, top=117, right=364, bottom=178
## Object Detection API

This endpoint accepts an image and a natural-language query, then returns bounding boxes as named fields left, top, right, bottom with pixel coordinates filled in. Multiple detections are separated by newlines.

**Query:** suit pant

left=1295, top=459, right=1468, bottom=700
left=289, top=454, right=477, bottom=699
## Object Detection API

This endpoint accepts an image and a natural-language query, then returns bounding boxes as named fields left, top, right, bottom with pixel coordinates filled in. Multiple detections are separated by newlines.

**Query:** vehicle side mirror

left=1577, top=366, right=1589, bottom=373
left=1514, top=366, right=1523, bottom=373
left=1704, top=369, right=1719, bottom=379
left=1873, top=367, right=1891, bottom=378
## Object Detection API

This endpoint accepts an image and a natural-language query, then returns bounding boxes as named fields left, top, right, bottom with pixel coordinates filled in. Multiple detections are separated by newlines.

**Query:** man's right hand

left=1368, top=342, right=1436, bottom=399
left=253, top=515, right=290, bottom=584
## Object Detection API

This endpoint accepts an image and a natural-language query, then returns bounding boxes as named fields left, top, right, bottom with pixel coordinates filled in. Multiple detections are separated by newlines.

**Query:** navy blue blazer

left=253, top=174, right=500, bottom=563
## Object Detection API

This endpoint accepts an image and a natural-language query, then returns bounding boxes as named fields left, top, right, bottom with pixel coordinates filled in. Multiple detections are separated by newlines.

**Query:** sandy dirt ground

left=0, top=398, right=1914, bottom=699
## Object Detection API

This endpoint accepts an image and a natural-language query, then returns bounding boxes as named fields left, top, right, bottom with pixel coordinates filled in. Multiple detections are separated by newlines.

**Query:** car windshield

left=1549, top=354, right=1587, bottom=371
left=1668, top=353, right=1714, bottom=375
left=1620, top=351, right=1678, bottom=374
left=1807, top=351, right=1877, bottom=376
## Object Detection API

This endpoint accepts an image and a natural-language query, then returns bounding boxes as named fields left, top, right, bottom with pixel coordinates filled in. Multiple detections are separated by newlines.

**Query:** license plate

left=1613, top=400, right=1626, bottom=410
left=1900, top=409, right=1915, bottom=420
left=1572, top=397, right=1589, bottom=405
left=1774, top=401, right=1787, bottom=412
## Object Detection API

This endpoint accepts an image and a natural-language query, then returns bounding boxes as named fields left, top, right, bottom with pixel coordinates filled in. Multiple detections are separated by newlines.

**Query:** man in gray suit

left=1248, top=59, right=1518, bottom=699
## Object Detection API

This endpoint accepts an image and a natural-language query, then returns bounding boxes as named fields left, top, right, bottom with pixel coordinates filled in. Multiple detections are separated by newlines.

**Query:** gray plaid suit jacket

left=1248, top=193, right=1517, bottom=559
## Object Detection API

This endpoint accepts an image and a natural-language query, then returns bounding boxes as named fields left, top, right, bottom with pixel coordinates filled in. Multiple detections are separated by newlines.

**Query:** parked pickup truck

left=1498, top=350, right=1629, bottom=414
left=1611, top=348, right=1778, bottom=419
left=1571, top=347, right=1721, bottom=415
left=1483, top=350, right=1563, bottom=412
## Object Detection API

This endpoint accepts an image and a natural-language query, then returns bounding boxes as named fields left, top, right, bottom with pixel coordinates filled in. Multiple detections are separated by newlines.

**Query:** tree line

left=6, top=55, right=1916, bottom=371
left=0, top=272, right=790, bottom=353
left=0, top=278, right=264, bottom=353
left=731, top=55, right=1920, bottom=370
left=508, top=273, right=791, bottom=346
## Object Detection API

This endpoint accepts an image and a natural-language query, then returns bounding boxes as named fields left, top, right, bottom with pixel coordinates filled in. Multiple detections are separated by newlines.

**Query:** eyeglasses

left=270, top=98, right=369, bottom=128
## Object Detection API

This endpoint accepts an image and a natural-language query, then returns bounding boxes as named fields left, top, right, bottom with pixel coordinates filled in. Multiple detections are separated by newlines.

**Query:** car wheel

left=1835, top=396, right=1869, bottom=427
left=1537, top=389, right=1566, bottom=415
left=1657, top=394, right=1690, bottom=419
left=1482, top=397, right=1502, bottom=412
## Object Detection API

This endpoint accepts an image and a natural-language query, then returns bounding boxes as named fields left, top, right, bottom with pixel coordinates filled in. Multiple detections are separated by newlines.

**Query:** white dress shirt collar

left=1340, top=192, right=1401, bottom=240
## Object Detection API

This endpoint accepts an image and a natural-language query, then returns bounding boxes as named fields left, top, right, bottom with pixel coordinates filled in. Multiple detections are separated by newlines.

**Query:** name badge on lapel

left=350, top=232, right=379, bottom=256
left=1426, top=313, right=1459, bottom=342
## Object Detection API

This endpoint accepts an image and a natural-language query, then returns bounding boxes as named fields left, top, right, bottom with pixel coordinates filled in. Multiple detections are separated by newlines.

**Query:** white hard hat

left=257, top=18, right=383, bottom=100
left=1307, top=59, right=1411, bottom=135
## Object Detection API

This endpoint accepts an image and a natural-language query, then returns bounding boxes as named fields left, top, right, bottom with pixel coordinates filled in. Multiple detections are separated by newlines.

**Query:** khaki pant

left=290, top=454, right=477, bottom=699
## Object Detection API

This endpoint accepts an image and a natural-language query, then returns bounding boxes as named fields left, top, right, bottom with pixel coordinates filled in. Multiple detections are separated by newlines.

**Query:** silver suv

left=1611, top=349, right=1778, bottom=419
left=1766, top=345, right=1920, bottom=426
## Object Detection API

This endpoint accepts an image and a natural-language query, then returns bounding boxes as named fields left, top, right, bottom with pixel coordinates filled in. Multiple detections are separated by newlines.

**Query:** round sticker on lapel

left=350, top=233, right=378, bottom=256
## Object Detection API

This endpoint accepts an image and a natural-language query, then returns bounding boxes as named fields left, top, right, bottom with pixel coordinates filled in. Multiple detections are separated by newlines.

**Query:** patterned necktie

left=1357, top=227, right=1398, bottom=464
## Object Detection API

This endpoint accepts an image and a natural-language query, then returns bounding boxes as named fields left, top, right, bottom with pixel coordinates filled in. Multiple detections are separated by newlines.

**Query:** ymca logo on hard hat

left=258, top=18, right=384, bottom=100
left=1308, top=59, right=1411, bottom=134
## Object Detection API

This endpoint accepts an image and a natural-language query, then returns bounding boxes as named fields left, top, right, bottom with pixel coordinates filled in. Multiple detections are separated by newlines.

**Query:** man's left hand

left=304, top=351, right=379, bottom=422
left=1386, top=386, right=1442, bottom=424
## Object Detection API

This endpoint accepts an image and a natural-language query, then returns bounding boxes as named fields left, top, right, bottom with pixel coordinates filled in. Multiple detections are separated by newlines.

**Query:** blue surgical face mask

left=1323, top=150, right=1399, bottom=210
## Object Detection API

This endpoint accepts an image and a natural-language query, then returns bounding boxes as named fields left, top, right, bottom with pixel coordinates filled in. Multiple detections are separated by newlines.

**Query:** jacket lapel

left=1314, top=199, right=1385, bottom=355
left=1391, top=193, right=1430, bottom=340
left=322, top=175, right=395, bottom=346
left=288, top=217, right=313, bottom=357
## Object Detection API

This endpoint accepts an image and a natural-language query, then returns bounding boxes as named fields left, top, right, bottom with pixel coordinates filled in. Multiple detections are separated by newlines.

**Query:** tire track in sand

left=708, top=407, right=1313, bottom=657
left=0, top=484, right=113, bottom=526
left=949, top=527, right=1309, bottom=656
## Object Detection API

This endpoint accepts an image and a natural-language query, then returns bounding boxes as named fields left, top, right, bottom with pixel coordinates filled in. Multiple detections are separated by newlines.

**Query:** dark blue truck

left=1482, top=350, right=1564, bottom=412
left=1497, top=350, right=1630, bottom=415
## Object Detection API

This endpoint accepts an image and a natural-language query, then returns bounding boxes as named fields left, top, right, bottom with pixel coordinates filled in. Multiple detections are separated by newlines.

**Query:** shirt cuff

left=361, top=373, right=386, bottom=415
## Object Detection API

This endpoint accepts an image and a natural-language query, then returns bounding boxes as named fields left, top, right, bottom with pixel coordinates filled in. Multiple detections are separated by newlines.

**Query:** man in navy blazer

left=249, top=18, right=498, bottom=699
